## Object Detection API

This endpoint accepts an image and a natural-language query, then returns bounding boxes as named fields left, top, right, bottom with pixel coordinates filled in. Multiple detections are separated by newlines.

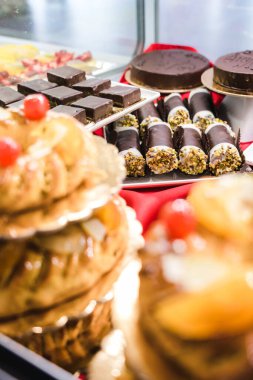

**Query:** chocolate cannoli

left=176, top=124, right=207, bottom=175
left=205, top=122, right=242, bottom=175
left=114, top=113, right=139, bottom=129
left=137, top=102, right=162, bottom=139
left=145, top=121, right=178, bottom=174
left=188, top=88, right=223, bottom=130
left=164, top=93, right=191, bottom=130
left=113, top=126, right=145, bottom=177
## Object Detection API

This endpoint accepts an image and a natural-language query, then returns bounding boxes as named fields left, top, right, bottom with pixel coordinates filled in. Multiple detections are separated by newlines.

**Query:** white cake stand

left=201, top=68, right=253, bottom=142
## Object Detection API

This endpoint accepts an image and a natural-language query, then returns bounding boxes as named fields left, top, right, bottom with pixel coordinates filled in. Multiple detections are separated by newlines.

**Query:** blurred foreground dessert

left=0, top=95, right=143, bottom=371
left=126, top=174, right=253, bottom=380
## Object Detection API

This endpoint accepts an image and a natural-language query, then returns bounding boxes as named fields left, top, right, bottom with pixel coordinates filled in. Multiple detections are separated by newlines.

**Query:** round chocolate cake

left=130, top=49, right=210, bottom=90
left=214, top=50, right=253, bottom=92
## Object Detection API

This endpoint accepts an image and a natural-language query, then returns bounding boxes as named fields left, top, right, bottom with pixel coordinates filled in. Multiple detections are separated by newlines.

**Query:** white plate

left=122, top=164, right=252, bottom=189
left=85, top=82, right=160, bottom=133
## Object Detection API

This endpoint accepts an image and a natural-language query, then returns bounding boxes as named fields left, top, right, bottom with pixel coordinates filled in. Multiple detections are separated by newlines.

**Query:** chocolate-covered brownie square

left=0, top=88, right=24, bottom=107
left=42, top=86, right=83, bottom=106
left=99, top=85, right=141, bottom=107
left=72, top=78, right=111, bottom=96
left=47, top=65, right=86, bottom=86
left=51, top=105, right=87, bottom=124
left=18, top=79, right=57, bottom=96
left=71, top=95, right=113, bottom=121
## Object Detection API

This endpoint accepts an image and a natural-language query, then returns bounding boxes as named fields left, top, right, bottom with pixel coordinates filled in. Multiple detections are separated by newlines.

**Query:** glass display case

left=0, top=1, right=253, bottom=379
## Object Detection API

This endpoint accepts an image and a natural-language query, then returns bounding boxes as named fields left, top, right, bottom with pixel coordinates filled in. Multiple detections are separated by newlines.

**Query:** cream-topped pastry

left=0, top=107, right=104, bottom=213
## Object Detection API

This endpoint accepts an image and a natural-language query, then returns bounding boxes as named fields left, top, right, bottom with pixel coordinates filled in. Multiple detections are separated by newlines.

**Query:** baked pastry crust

left=0, top=108, right=105, bottom=213
left=0, top=196, right=128, bottom=318
left=0, top=254, right=124, bottom=371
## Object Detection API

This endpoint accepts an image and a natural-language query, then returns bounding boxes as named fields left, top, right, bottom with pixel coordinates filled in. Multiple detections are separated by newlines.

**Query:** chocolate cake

left=130, top=49, right=210, bottom=90
left=213, top=50, right=253, bottom=92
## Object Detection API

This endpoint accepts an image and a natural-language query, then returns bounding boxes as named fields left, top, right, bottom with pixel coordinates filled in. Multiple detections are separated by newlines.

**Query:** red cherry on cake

left=0, top=137, right=21, bottom=168
left=159, top=199, right=196, bottom=240
left=23, top=94, right=50, bottom=120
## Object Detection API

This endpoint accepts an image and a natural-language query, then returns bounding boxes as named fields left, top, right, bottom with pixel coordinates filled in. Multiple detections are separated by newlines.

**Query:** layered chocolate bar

left=0, top=87, right=24, bottom=107
left=47, top=65, right=86, bottom=86
left=51, top=105, right=87, bottom=124
left=41, top=86, right=83, bottom=106
left=71, top=95, right=113, bottom=121
left=73, top=78, right=111, bottom=96
left=99, top=85, right=141, bottom=107
left=17, top=79, right=57, bottom=96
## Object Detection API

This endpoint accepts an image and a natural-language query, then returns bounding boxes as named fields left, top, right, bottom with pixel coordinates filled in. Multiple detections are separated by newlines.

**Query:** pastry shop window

left=157, top=0, right=253, bottom=60
left=0, top=0, right=145, bottom=79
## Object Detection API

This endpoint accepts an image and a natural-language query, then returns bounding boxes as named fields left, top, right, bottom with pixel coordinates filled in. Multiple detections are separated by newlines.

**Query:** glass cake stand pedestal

left=201, top=68, right=253, bottom=142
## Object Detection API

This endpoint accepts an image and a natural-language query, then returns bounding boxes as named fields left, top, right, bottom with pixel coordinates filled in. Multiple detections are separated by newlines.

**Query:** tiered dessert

left=135, top=174, right=253, bottom=380
left=0, top=94, right=141, bottom=371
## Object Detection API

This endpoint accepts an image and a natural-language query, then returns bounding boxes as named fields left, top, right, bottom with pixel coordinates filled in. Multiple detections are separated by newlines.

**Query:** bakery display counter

left=1, top=2, right=253, bottom=380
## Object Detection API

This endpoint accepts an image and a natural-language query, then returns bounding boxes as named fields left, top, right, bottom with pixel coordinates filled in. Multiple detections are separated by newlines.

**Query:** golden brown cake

left=136, top=174, right=253, bottom=380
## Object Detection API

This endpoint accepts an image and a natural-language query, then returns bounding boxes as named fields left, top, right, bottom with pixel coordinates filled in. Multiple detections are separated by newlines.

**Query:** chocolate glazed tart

left=130, top=50, right=210, bottom=90
left=213, top=50, right=253, bottom=92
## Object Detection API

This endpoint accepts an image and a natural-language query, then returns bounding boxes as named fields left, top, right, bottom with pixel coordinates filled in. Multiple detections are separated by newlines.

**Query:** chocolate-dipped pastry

left=0, top=87, right=24, bottom=107
left=176, top=124, right=207, bottom=175
left=114, top=113, right=139, bottom=129
left=47, top=65, right=86, bottom=86
left=71, top=95, right=113, bottom=121
left=145, top=121, right=178, bottom=174
left=50, top=105, right=87, bottom=124
left=99, top=85, right=141, bottom=107
left=41, top=86, right=83, bottom=106
left=137, top=102, right=162, bottom=139
left=17, top=79, right=57, bottom=96
left=110, top=126, right=145, bottom=177
left=72, top=78, right=111, bottom=96
left=205, top=122, right=241, bottom=175
left=164, top=93, right=190, bottom=130
left=188, top=88, right=220, bottom=130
